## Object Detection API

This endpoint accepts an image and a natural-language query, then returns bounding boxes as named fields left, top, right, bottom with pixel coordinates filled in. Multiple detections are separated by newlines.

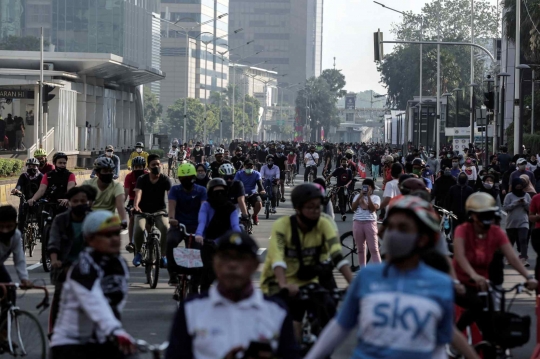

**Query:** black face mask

left=224, top=175, right=235, bottom=185
left=298, top=212, right=319, bottom=231
left=99, top=173, right=114, bottom=184
left=56, top=167, right=67, bottom=173
left=208, top=191, right=228, bottom=207
left=72, top=204, right=90, bottom=217
left=458, top=176, right=468, bottom=185
left=38, top=160, right=46, bottom=167
left=133, top=170, right=144, bottom=178
left=0, top=229, right=15, bottom=243
left=512, top=188, right=525, bottom=197
left=443, top=171, right=451, bottom=177
left=267, top=163, right=274, bottom=169
left=27, top=168, right=37, bottom=176
left=151, top=167, right=161, bottom=175
left=180, top=177, right=194, bottom=189
left=342, top=164, right=347, bottom=168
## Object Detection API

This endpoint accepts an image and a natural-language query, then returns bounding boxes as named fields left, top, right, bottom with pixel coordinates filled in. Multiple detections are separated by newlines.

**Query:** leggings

left=506, top=227, right=529, bottom=259
left=353, top=220, right=381, bottom=267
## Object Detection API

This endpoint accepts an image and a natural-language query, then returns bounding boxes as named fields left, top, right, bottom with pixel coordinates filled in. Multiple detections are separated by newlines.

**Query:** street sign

left=0, top=89, right=33, bottom=99
left=476, top=119, right=487, bottom=126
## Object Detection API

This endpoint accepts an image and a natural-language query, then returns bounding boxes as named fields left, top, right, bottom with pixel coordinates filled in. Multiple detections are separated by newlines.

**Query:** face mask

left=342, top=164, right=347, bottom=168
left=512, top=188, right=525, bottom=197
left=289, top=152, right=293, bottom=155
left=136, top=148, right=142, bottom=153
left=310, top=150, right=315, bottom=153
left=519, top=165, right=526, bottom=170
left=99, top=173, right=114, bottom=184
left=196, top=173, right=206, bottom=180
left=458, top=176, right=468, bottom=185
left=208, top=191, right=228, bottom=207
left=444, top=170, right=451, bottom=176
left=452, top=162, right=458, bottom=167
left=0, top=229, right=15, bottom=243
left=383, top=230, right=418, bottom=261
left=180, top=177, right=194, bottom=189
left=151, top=167, right=161, bottom=175
left=245, top=168, right=253, bottom=174
left=27, top=168, right=37, bottom=176
left=267, top=162, right=274, bottom=168
left=483, top=183, right=493, bottom=189
left=72, top=203, right=90, bottom=217
left=38, top=160, right=46, bottom=166
left=298, top=212, right=319, bottom=231
left=447, top=154, right=452, bottom=158
left=412, top=169, right=421, bottom=175
left=224, top=175, right=235, bottom=184
left=133, top=169, right=144, bottom=177
left=477, top=213, right=495, bottom=231
left=196, top=146, right=200, bottom=150
left=430, top=154, right=435, bottom=158
left=56, top=167, right=67, bottom=173
left=106, top=151, right=113, bottom=157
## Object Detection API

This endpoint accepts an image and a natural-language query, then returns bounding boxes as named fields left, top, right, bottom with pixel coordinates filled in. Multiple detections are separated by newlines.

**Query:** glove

left=121, top=220, right=128, bottom=230
left=112, top=329, right=135, bottom=355
left=241, top=214, right=250, bottom=221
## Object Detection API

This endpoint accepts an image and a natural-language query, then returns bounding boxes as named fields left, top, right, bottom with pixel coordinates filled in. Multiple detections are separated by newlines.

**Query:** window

left=254, top=33, right=290, bottom=40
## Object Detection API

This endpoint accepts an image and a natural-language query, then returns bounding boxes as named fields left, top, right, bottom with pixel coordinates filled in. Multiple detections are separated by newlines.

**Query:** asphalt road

left=4, top=168, right=538, bottom=358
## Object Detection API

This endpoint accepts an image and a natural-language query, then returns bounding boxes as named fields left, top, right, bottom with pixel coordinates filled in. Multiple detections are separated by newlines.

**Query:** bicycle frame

left=532, top=295, right=540, bottom=359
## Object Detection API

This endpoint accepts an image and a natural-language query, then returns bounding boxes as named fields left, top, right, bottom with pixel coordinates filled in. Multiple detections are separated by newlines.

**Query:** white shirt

left=168, top=149, right=178, bottom=159
left=304, top=152, right=319, bottom=166
left=461, top=164, right=477, bottom=181
left=353, top=194, right=381, bottom=221
left=383, top=179, right=400, bottom=198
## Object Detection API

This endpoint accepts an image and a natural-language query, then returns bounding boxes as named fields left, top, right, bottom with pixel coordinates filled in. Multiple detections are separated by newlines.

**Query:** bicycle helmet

left=172, top=140, right=179, bottom=146
left=26, top=158, right=40, bottom=166
left=215, top=148, right=225, bottom=155
left=385, top=196, right=440, bottom=233
left=93, top=157, right=116, bottom=170
left=53, top=152, right=68, bottom=163
left=207, top=178, right=227, bottom=192
left=135, top=142, right=144, bottom=148
left=291, top=183, right=324, bottom=209
left=218, top=163, right=236, bottom=176
left=235, top=146, right=243, bottom=152
left=412, top=158, right=425, bottom=167
left=465, top=192, right=499, bottom=213
left=132, top=156, right=146, bottom=167
left=177, top=163, right=196, bottom=177
left=345, top=149, right=354, bottom=156
left=383, top=155, right=394, bottom=164
left=33, top=148, right=47, bottom=157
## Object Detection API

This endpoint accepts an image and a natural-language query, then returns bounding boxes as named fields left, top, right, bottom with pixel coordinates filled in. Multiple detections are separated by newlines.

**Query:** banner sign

left=345, top=95, right=356, bottom=110
left=0, top=89, right=33, bottom=99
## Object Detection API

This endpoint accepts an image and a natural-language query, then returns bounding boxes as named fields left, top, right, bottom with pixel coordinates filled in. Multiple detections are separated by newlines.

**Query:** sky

left=322, top=0, right=500, bottom=94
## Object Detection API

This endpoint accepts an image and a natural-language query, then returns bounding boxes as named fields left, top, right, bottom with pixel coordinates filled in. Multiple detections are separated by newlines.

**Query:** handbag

left=491, top=311, right=530, bottom=348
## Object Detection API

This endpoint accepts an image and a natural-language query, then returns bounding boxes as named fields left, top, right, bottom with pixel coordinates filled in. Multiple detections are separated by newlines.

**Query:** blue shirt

left=196, top=202, right=241, bottom=237
left=168, top=184, right=207, bottom=227
left=337, top=262, right=453, bottom=359
left=234, top=170, right=262, bottom=195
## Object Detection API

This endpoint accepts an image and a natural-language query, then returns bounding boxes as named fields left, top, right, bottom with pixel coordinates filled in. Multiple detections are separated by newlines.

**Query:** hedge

left=507, top=133, right=540, bottom=155
left=148, top=149, right=165, bottom=158
left=0, top=159, right=24, bottom=177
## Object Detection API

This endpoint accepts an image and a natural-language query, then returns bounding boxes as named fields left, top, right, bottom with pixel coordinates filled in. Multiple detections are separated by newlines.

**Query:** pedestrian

left=14, top=116, right=25, bottom=151
left=504, top=178, right=532, bottom=267
left=5, top=114, right=14, bottom=150
left=0, top=115, right=5, bottom=150
left=351, top=179, right=381, bottom=267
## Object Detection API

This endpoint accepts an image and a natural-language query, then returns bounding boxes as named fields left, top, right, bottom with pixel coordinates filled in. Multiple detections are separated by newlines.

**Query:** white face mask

left=106, top=151, right=113, bottom=157
left=136, top=148, right=142, bottom=153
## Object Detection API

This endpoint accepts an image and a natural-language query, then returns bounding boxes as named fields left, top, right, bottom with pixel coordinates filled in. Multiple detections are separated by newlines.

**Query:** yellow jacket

left=127, top=151, right=149, bottom=168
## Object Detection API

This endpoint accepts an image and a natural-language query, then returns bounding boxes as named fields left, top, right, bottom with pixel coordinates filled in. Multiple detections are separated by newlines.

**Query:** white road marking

left=257, top=248, right=267, bottom=256
left=121, top=229, right=128, bottom=235
left=26, top=262, right=41, bottom=271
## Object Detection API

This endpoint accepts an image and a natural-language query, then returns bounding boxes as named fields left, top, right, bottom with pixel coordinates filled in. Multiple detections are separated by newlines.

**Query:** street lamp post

left=442, top=92, right=452, bottom=145
left=497, top=72, right=511, bottom=147
left=452, top=88, right=463, bottom=127
left=516, top=64, right=530, bottom=153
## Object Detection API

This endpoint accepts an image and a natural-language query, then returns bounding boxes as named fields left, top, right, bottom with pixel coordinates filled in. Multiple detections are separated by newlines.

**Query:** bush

left=148, top=149, right=164, bottom=158
left=0, top=159, right=24, bottom=176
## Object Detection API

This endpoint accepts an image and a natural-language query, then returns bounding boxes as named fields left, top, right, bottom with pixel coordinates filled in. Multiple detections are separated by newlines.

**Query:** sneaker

left=132, top=253, right=142, bottom=267
left=521, top=257, right=530, bottom=267
left=252, top=214, right=259, bottom=225
left=125, top=243, right=135, bottom=253
left=271, top=207, right=277, bottom=214
left=280, top=197, right=286, bottom=202
left=160, top=257, right=168, bottom=268
left=342, top=215, right=346, bottom=222
left=168, top=277, right=179, bottom=287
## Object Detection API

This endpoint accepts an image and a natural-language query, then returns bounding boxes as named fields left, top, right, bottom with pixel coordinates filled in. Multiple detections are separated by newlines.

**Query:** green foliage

left=147, top=149, right=164, bottom=158
left=143, top=87, right=163, bottom=133
left=503, top=0, right=540, bottom=63
left=0, top=36, right=50, bottom=51
left=0, top=159, right=24, bottom=176
left=378, top=0, right=498, bottom=109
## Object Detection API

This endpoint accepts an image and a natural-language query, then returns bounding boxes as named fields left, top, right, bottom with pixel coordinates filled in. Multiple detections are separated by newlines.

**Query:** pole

left=232, top=64, right=236, bottom=140
left=532, top=69, right=535, bottom=134
left=469, top=0, right=475, bottom=146
left=39, top=27, right=44, bottom=149
left=220, top=57, right=224, bottom=144
left=493, top=75, right=499, bottom=153
left=418, top=17, right=423, bottom=149
left=242, top=76, right=246, bottom=140
left=500, top=81, right=506, bottom=145
left=184, top=32, right=189, bottom=144
left=203, top=41, right=208, bottom=143
left=436, top=5, right=441, bottom=158
left=514, top=0, right=522, bottom=154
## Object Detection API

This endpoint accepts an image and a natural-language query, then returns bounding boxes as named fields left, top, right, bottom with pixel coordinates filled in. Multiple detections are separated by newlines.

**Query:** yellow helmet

left=177, top=163, right=196, bottom=177
left=34, top=148, right=47, bottom=157
left=465, top=192, right=499, bottom=213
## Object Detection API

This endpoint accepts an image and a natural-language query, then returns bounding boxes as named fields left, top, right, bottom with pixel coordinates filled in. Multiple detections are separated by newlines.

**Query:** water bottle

left=444, top=217, right=450, bottom=230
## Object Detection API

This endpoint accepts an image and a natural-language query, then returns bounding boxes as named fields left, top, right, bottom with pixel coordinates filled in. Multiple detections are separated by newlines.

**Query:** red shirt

left=453, top=222, right=509, bottom=286
left=38, top=163, right=55, bottom=174
left=530, top=193, right=540, bottom=229
left=124, top=170, right=148, bottom=200
left=40, top=171, right=76, bottom=185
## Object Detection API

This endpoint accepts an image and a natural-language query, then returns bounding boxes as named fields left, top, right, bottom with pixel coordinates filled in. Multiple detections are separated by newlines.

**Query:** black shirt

left=228, top=180, right=245, bottom=204
left=274, top=154, right=287, bottom=171
left=192, top=148, right=204, bottom=163
left=204, top=145, right=212, bottom=156
left=136, top=174, right=171, bottom=213
left=210, top=160, right=231, bottom=179
left=331, top=167, right=353, bottom=187
left=497, top=153, right=511, bottom=173
left=16, top=172, right=43, bottom=199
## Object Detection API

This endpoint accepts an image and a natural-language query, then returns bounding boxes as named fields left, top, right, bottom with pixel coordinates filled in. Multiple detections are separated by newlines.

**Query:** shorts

left=279, top=172, right=286, bottom=181
left=246, top=194, right=262, bottom=207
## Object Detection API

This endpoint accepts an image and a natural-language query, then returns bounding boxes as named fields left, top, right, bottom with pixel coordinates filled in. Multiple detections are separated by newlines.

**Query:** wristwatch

left=527, top=274, right=535, bottom=280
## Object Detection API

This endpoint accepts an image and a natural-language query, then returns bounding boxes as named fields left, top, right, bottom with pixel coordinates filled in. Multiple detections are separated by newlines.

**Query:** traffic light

left=483, top=91, right=494, bottom=110
left=374, top=29, right=384, bottom=62
left=42, top=85, right=55, bottom=114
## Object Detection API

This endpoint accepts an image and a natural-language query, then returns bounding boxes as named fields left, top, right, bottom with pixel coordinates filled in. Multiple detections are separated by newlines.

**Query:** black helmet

left=291, top=183, right=323, bottom=209
left=132, top=156, right=146, bottom=167
left=53, top=152, right=68, bottom=164
left=207, top=178, right=227, bottom=193
left=135, top=142, right=144, bottom=148
left=235, top=146, right=243, bottom=152
left=412, top=158, right=425, bottom=167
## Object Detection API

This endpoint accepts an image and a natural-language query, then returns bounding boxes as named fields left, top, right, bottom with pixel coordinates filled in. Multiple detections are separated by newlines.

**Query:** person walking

left=351, top=179, right=381, bottom=267
left=504, top=178, right=532, bottom=267
left=14, top=116, right=25, bottom=151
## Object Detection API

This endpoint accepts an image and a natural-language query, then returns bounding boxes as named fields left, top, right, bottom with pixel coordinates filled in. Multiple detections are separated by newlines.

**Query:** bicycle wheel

left=41, top=225, right=51, bottom=273
left=3, top=309, right=47, bottom=359
left=276, top=188, right=280, bottom=207
left=145, top=237, right=161, bottom=289
left=340, top=231, right=359, bottom=272
left=265, top=201, right=270, bottom=219
left=29, top=225, right=39, bottom=257
left=347, top=191, right=360, bottom=213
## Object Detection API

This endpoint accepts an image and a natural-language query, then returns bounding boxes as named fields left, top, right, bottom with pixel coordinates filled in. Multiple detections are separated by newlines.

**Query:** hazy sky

left=322, top=0, right=500, bottom=94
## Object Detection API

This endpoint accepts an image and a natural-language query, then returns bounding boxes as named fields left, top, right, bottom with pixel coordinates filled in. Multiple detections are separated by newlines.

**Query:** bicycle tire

left=265, top=202, right=270, bottom=219
left=2, top=309, right=47, bottom=359
left=30, top=225, right=39, bottom=257
left=340, top=231, right=360, bottom=272
left=41, top=225, right=51, bottom=272
left=145, top=236, right=161, bottom=289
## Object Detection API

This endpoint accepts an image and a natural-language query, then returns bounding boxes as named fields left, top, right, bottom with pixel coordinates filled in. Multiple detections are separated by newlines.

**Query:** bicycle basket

left=173, top=248, right=203, bottom=269
left=491, top=312, right=530, bottom=348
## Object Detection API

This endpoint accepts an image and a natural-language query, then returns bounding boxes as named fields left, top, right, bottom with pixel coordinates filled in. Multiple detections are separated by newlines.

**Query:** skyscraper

left=228, top=0, right=323, bottom=103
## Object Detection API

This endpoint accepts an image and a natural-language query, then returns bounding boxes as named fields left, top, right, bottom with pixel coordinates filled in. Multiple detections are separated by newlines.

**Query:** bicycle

left=340, top=220, right=384, bottom=272
left=172, top=224, right=200, bottom=307
left=263, top=178, right=277, bottom=219
left=0, top=283, right=49, bottom=359
left=11, top=193, right=40, bottom=257
left=39, top=200, right=62, bottom=273
left=434, top=205, right=457, bottom=254
left=135, top=339, right=169, bottom=359
left=307, top=165, right=316, bottom=182
left=136, top=211, right=168, bottom=289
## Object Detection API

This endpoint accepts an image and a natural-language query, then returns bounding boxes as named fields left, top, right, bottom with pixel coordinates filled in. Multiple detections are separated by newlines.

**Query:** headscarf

left=512, top=177, right=526, bottom=197
left=520, top=174, right=536, bottom=195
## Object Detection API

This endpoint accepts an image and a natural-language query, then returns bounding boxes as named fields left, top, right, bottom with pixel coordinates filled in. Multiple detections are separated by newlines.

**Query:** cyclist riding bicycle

left=209, top=147, right=230, bottom=178
left=326, top=157, right=353, bottom=222
left=123, top=156, right=148, bottom=253
left=234, top=159, right=265, bottom=225
left=166, top=163, right=207, bottom=286
left=28, top=152, right=76, bottom=208
left=303, top=146, right=319, bottom=182
left=218, top=163, right=249, bottom=222
left=34, top=148, right=55, bottom=174
left=127, top=142, right=149, bottom=170
left=260, top=155, right=281, bottom=214
left=12, top=158, right=43, bottom=232
left=167, top=143, right=179, bottom=177
left=90, top=145, right=120, bottom=180
left=194, top=163, right=210, bottom=187
left=260, top=183, right=353, bottom=341
left=50, top=211, right=135, bottom=359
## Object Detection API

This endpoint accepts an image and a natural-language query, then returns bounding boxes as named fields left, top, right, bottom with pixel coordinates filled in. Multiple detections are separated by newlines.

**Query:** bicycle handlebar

left=490, top=282, right=530, bottom=294
left=0, top=283, right=50, bottom=313
left=177, top=223, right=196, bottom=237
left=135, top=211, right=168, bottom=219
left=135, top=339, right=169, bottom=354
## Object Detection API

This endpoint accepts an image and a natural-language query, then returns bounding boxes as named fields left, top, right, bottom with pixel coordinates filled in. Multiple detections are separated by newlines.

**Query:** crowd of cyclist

left=0, top=137, right=536, bottom=358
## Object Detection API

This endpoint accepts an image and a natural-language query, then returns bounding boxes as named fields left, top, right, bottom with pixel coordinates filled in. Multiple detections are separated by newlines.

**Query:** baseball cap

left=517, top=158, right=527, bottom=165
left=105, top=145, right=114, bottom=151
left=216, top=231, right=259, bottom=258
left=83, top=210, right=122, bottom=236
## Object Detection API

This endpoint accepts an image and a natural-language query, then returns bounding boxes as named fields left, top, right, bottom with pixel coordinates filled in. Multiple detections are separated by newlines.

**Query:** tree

left=503, top=0, right=540, bottom=63
left=143, top=87, right=162, bottom=133
left=378, top=0, right=498, bottom=109
left=0, top=35, right=50, bottom=51
left=165, top=98, right=204, bottom=141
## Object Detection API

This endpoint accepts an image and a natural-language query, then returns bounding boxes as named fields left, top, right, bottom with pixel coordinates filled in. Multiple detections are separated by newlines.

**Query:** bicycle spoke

left=11, top=310, right=46, bottom=359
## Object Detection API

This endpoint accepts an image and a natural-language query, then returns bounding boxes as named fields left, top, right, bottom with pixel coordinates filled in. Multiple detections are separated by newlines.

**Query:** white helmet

left=219, top=163, right=236, bottom=176
left=215, top=148, right=225, bottom=155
